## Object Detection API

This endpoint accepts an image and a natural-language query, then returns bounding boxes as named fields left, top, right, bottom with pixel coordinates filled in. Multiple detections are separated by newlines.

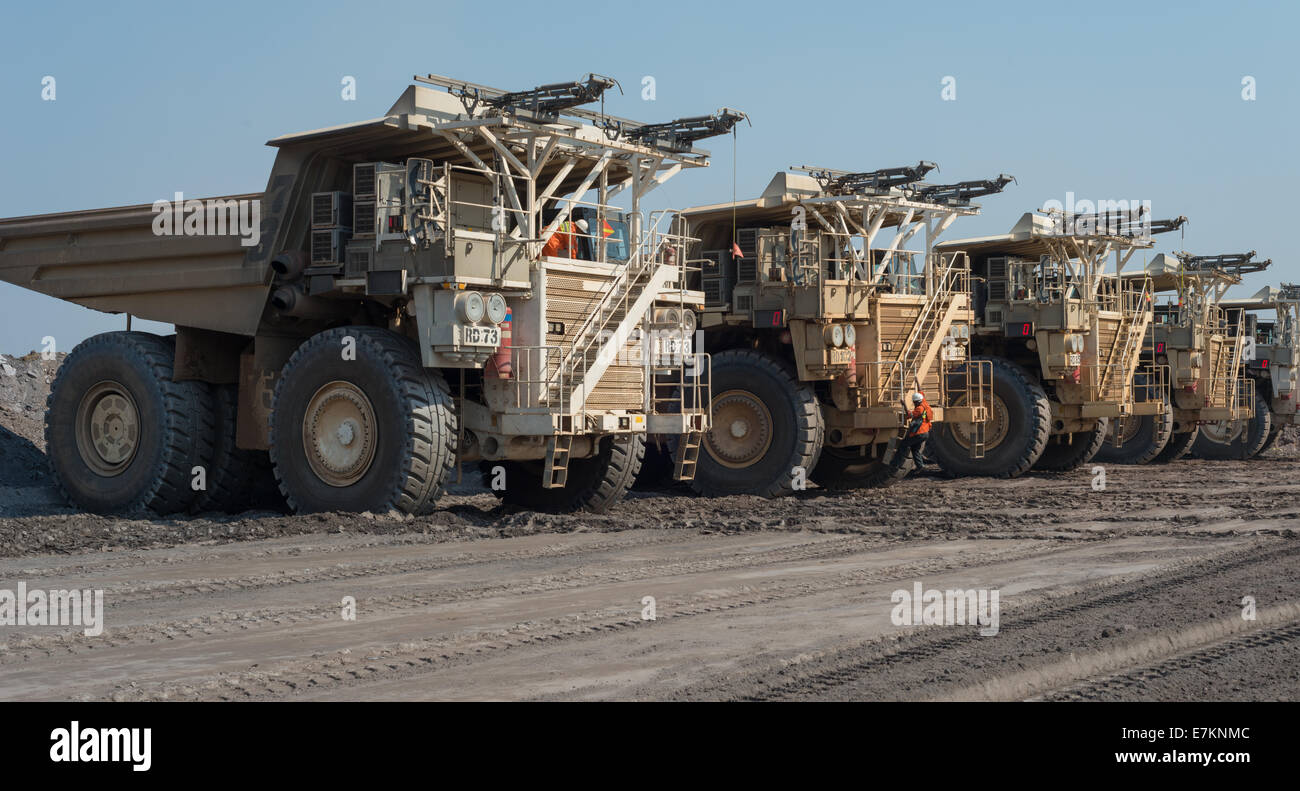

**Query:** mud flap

left=881, top=435, right=900, bottom=466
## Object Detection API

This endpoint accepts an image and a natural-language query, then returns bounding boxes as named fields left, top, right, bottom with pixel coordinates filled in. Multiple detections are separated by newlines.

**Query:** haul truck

left=927, top=210, right=1186, bottom=476
left=1123, top=252, right=1270, bottom=461
left=0, top=73, right=745, bottom=515
left=675, top=163, right=1010, bottom=495
left=1218, top=282, right=1299, bottom=455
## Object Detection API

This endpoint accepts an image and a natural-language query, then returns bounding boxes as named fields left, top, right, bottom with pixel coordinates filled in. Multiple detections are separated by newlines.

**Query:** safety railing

left=650, top=350, right=712, bottom=430
left=1232, top=377, right=1256, bottom=417
left=853, top=359, right=905, bottom=410
left=1134, top=362, right=1170, bottom=406
left=497, top=343, right=568, bottom=414
left=939, top=357, right=991, bottom=419
left=1097, top=275, right=1152, bottom=314
left=939, top=357, right=992, bottom=459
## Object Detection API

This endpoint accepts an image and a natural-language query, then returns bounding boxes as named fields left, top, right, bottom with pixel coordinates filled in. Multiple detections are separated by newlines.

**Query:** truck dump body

left=0, top=195, right=268, bottom=335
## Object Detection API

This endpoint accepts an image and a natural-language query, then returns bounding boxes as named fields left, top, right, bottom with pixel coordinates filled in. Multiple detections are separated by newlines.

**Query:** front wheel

left=1034, top=418, right=1109, bottom=472
left=929, top=357, right=1051, bottom=478
left=1092, top=401, right=1174, bottom=465
left=481, top=433, right=644, bottom=513
left=1191, top=394, right=1271, bottom=460
left=690, top=349, right=823, bottom=497
left=810, top=443, right=913, bottom=490
left=270, top=326, right=457, bottom=514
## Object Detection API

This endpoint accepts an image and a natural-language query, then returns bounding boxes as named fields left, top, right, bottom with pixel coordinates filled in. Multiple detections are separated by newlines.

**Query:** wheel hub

left=303, top=381, right=377, bottom=487
left=75, top=381, right=140, bottom=476
left=949, top=392, right=1010, bottom=451
left=1200, top=418, right=1243, bottom=445
left=705, top=390, right=773, bottom=468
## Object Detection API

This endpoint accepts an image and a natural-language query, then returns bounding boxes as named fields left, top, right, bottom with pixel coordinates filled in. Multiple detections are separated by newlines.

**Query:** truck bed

left=0, top=195, right=270, bottom=336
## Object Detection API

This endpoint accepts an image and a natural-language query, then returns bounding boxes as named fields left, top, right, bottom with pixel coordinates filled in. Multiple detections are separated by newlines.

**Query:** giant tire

left=632, top=436, right=677, bottom=490
left=929, top=356, right=1051, bottom=478
left=1034, top=418, right=1109, bottom=472
left=1257, top=425, right=1283, bottom=456
left=1092, top=401, right=1174, bottom=465
left=811, top=441, right=913, bottom=490
left=45, top=331, right=214, bottom=514
left=1153, top=429, right=1197, bottom=463
left=192, top=383, right=266, bottom=513
left=481, top=432, right=644, bottom=513
left=690, top=349, right=824, bottom=497
left=1191, top=394, right=1271, bottom=460
left=270, top=326, right=456, bottom=514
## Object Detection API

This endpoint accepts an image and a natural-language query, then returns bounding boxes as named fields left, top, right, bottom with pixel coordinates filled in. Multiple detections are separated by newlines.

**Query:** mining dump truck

left=674, top=163, right=1010, bottom=496
left=1124, top=252, right=1270, bottom=461
left=0, top=72, right=745, bottom=515
left=1217, top=282, right=1299, bottom=455
left=927, top=210, right=1186, bottom=477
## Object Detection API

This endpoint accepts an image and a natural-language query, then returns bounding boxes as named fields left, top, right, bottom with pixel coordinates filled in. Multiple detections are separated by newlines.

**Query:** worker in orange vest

left=896, top=391, right=933, bottom=470
left=542, top=218, right=588, bottom=259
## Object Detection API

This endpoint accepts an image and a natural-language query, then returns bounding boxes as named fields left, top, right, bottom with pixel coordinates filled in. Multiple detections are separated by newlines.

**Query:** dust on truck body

left=1217, top=281, right=1299, bottom=456
left=1129, top=252, right=1272, bottom=461
left=0, top=73, right=745, bottom=515
left=675, top=163, right=1011, bottom=496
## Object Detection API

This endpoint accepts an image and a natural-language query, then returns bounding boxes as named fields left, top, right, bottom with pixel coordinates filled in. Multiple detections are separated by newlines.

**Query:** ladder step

left=542, top=434, right=572, bottom=489
left=672, top=432, right=703, bottom=481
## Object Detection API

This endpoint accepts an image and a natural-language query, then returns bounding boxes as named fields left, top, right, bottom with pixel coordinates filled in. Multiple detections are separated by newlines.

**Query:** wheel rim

left=75, top=381, right=140, bottom=476
left=302, top=381, right=377, bottom=487
left=704, top=389, right=773, bottom=468
left=947, top=392, right=1010, bottom=451
left=1200, top=419, right=1243, bottom=445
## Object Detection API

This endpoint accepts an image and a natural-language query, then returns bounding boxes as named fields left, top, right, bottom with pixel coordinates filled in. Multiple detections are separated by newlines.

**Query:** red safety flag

left=732, top=241, right=744, bottom=259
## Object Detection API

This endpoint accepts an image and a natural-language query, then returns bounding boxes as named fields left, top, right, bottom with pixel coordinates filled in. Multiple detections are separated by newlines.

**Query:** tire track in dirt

left=666, top=541, right=1300, bottom=701
left=1038, top=614, right=1300, bottom=701
left=47, top=541, right=1087, bottom=700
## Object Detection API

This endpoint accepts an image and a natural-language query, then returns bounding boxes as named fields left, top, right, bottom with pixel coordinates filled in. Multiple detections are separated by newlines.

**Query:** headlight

left=826, top=324, right=845, bottom=347
left=485, top=293, right=507, bottom=324
left=682, top=308, right=697, bottom=335
left=457, top=291, right=485, bottom=323
left=844, top=324, right=856, bottom=347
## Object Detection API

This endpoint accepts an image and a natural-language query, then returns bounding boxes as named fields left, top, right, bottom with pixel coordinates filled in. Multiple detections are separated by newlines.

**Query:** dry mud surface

left=1, top=353, right=1298, bottom=700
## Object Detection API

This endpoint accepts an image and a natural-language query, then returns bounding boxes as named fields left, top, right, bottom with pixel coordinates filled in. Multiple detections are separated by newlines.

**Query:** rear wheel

left=270, top=326, right=456, bottom=514
left=1034, top=418, right=1109, bottom=472
left=1191, top=393, right=1271, bottom=460
left=690, top=349, right=823, bottom=497
left=929, top=357, right=1050, bottom=478
left=811, top=443, right=913, bottom=490
left=1093, top=401, right=1174, bottom=465
left=45, top=331, right=213, bottom=514
left=482, top=433, right=644, bottom=513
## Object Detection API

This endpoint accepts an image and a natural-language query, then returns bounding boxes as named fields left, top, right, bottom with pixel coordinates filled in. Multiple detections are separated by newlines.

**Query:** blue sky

left=1, top=0, right=1295, bottom=353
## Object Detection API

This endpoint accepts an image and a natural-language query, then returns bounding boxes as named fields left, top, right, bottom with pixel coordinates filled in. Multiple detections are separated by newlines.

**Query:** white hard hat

left=912, top=392, right=924, bottom=403
left=575, top=218, right=589, bottom=233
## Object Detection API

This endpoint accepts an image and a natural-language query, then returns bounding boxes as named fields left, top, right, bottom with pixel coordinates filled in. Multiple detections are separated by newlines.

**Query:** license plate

left=462, top=325, right=501, bottom=346
left=1068, top=352, right=1081, bottom=366
left=656, top=337, right=689, bottom=356
left=829, top=348, right=854, bottom=365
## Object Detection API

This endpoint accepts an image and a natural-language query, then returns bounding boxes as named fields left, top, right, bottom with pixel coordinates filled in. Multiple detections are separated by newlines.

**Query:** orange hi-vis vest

left=908, top=399, right=933, bottom=436
left=542, top=222, right=578, bottom=258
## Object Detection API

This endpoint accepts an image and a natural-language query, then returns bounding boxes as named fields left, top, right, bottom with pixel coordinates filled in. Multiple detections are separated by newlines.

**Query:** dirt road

left=1, top=454, right=1296, bottom=701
